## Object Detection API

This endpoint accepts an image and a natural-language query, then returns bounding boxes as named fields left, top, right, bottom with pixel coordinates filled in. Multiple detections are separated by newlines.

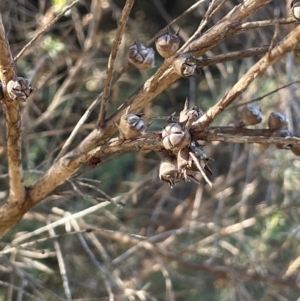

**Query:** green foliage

left=51, top=0, right=67, bottom=12
left=41, top=36, right=65, bottom=58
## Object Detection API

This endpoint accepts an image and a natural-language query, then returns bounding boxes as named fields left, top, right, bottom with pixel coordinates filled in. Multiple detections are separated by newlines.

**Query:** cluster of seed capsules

left=158, top=101, right=213, bottom=188
left=122, top=28, right=211, bottom=187
left=239, top=104, right=300, bottom=155
left=122, top=25, right=300, bottom=187
left=127, top=27, right=200, bottom=77
left=117, top=100, right=213, bottom=188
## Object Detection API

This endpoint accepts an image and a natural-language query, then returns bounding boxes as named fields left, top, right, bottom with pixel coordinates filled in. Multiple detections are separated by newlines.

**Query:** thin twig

left=75, top=180, right=115, bottom=203
left=181, top=0, right=229, bottom=53
left=55, top=64, right=131, bottom=160
left=35, top=57, right=84, bottom=127
left=148, top=0, right=221, bottom=92
left=228, top=80, right=300, bottom=109
left=193, top=23, right=300, bottom=131
left=0, top=280, right=44, bottom=301
left=151, top=0, right=189, bottom=41
left=14, top=0, right=80, bottom=62
left=197, top=46, right=269, bottom=67
left=69, top=217, right=116, bottom=301
left=55, top=97, right=99, bottom=160
left=147, top=0, right=222, bottom=93
left=47, top=219, right=72, bottom=301
left=92, top=227, right=300, bottom=290
left=10, top=202, right=111, bottom=245
left=83, top=0, right=103, bottom=51
left=156, top=257, right=175, bottom=301
left=97, top=0, right=136, bottom=127
left=189, top=151, right=213, bottom=187
left=148, top=0, right=206, bottom=45
left=230, top=17, right=296, bottom=36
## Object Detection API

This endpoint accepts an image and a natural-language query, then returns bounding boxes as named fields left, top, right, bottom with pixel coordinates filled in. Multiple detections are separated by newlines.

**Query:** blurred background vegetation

left=1, top=0, right=300, bottom=300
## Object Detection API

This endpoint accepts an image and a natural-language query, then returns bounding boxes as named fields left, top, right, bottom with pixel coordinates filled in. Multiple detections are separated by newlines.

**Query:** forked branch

left=0, top=14, right=23, bottom=205
left=193, top=24, right=300, bottom=130
left=0, top=0, right=295, bottom=236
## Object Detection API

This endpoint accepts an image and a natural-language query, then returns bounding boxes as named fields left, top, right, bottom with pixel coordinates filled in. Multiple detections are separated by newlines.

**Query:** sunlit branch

left=97, top=0, right=136, bottom=127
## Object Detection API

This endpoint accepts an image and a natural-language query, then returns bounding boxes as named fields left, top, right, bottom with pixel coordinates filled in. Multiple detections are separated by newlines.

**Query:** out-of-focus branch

left=181, top=0, right=229, bottom=52
left=91, top=227, right=300, bottom=290
left=228, top=80, right=300, bottom=109
left=0, top=14, right=23, bottom=205
left=14, top=0, right=80, bottom=62
left=55, top=64, right=131, bottom=161
left=97, top=0, right=136, bottom=127
left=193, top=23, right=300, bottom=131
left=148, top=0, right=206, bottom=44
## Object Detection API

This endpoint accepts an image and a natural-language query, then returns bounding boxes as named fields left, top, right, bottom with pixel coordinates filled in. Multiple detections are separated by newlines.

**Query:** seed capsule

left=179, top=98, right=202, bottom=129
left=240, top=104, right=262, bottom=126
left=291, top=0, right=300, bottom=21
left=162, top=122, right=191, bottom=151
left=128, top=42, right=155, bottom=70
left=173, top=53, right=199, bottom=77
left=117, top=107, right=146, bottom=141
left=159, top=157, right=183, bottom=188
left=189, top=143, right=213, bottom=175
left=268, top=112, right=288, bottom=130
left=177, top=144, right=212, bottom=172
left=177, top=145, right=212, bottom=185
left=155, top=28, right=180, bottom=58
left=7, top=77, right=33, bottom=102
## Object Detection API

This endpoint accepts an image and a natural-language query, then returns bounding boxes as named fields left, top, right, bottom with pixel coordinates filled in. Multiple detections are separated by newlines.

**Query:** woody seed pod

left=268, top=112, right=288, bottom=130
left=162, top=122, right=191, bottom=151
left=155, top=28, right=180, bottom=58
left=7, top=77, right=33, bottom=102
left=173, top=53, right=199, bottom=77
left=179, top=98, right=202, bottom=129
left=240, top=104, right=262, bottom=126
left=189, top=143, right=213, bottom=175
left=117, top=107, right=146, bottom=141
left=177, top=146, right=211, bottom=185
left=159, top=157, right=183, bottom=188
left=291, top=0, right=300, bottom=21
left=178, top=143, right=212, bottom=174
left=128, top=42, right=155, bottom=70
